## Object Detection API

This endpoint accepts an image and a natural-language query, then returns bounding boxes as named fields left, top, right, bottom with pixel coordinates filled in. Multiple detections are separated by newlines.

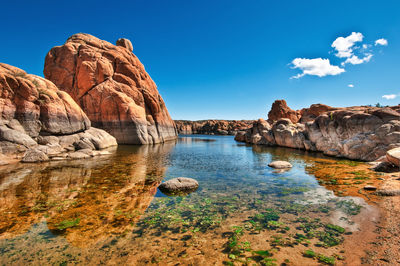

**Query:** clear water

left=0, top=135, right=378, bottom=265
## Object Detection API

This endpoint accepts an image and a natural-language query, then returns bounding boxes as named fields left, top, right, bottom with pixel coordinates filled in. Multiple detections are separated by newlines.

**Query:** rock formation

left=44, top=33, right=177, bottom=144
left=0, top=63, right=117, bottom=164
left=236, top=100, right=400, bottom=162
left=175, top=120, right=253, bottom=135
left=267, top=99, right=301, bottom=123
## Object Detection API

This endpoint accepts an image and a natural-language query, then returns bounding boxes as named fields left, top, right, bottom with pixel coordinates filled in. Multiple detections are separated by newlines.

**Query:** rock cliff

left=0, top=63, right=117, bottom=164
left=236, top=100, right=400, bottom=162
left=44, top=33, right=177, bottom=144
left=175, top=120, right=253, bottom=135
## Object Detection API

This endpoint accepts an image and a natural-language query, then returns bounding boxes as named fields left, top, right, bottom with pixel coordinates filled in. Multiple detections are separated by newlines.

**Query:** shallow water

left=0, top=135, right=378, bottom=265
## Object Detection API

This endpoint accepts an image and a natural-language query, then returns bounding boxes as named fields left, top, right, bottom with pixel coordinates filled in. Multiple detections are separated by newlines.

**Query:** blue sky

left=1, top=0, right=399, bottom=120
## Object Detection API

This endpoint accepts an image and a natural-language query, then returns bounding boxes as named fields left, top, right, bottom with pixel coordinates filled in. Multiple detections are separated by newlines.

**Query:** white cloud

left=375, top=38, right=388, bottom=46
left=348, top=84, right=354, bottom=88
left=291, top=58, right=345, bottom=79
left=382, top=94, right=397, bottom=100
left=332, top=32, right=364, bottom=58
left=342, top=53, right=373, bottom=65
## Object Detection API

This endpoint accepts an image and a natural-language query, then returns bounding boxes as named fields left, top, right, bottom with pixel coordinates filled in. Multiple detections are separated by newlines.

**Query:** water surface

left=0, top=135, right=378, bottom=265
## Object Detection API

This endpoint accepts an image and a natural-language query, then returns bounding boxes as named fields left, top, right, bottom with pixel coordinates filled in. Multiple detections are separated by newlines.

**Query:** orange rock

left=44, top=33, right=177, bottom=144
left=0, top=63, right=90, bottom=137
left=267, top=100, right=301, bottom=123
left=116, top=38, right=133, bottom=51
left=299, top=103, right=337, bottom=123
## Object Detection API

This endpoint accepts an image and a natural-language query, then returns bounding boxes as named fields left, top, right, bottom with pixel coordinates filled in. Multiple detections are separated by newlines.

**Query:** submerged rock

left=158, top=177, right=199, bottom=196
left=268, top=161, right=293, bottom=169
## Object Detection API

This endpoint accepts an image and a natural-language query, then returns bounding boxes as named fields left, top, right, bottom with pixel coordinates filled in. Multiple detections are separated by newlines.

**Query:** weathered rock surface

left=268, top=100, right=301, bottom=124
left=158, top=177, right=199, bottom=195
left=387, top=147, right=400, bottom=166
left=268, top=161, right=293, bottom=169
left=44, top=33, right=177, bottom=144
left=175, top=120, right=253, bottom=135
left=0, top=63, right=117, bottom=164
left=372, top=161, right=399, bottom=173
left=237, top=100, right=400, bottom=162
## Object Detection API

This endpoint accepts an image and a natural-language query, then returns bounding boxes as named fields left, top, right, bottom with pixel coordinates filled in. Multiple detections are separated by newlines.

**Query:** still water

left=0, top=135, right=378, bottom=265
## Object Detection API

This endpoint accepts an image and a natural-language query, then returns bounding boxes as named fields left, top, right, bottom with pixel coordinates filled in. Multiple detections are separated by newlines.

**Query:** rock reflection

left=0, top=142, right=175, bottom=247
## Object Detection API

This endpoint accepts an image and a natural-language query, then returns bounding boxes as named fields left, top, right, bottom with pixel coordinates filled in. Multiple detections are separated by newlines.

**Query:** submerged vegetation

left=0, top=136, right=380, bottom=265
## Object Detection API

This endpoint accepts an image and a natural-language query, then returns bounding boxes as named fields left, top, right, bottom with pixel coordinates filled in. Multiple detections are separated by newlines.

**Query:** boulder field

left=0, top=63, right=117, bottom=165
left=235, top=100, right=400, bottom=162
left=175, top=120, right=253, bottom=135
left=44, top=33, right=177, bottom=144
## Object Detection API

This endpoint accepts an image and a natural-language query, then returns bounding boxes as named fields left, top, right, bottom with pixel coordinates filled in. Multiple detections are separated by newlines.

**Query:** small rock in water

left=22, top=149, right=49, bottom=163
left=268, top=161, right=292, bottom=169
left=159, top=177, right=199, bottom=196
left=372, top=161, right=399, bottom=173
left=363, top=185, right=377, bottom=191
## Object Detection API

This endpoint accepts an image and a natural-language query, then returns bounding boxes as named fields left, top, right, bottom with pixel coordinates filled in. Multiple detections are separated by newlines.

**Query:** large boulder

left=0, top=63, right=117, bottom=164
left=44, top=33, right=177, bottom=144
left=268, top=100, right=301, bottom=124
left=0, top=63, right=90, bottom=137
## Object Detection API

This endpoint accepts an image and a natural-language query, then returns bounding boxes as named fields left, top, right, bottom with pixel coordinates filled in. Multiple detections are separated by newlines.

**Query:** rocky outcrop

left=0, top=63, right=117, bottom=164
left=299, top=103, right=337, bottom=123
left=175, top=120, right=253, bottom=135
left=44, top=33, right=177, bottom=144
left=268, top=100, right=301, bottom=123
left=236, top=101, right=400, bottom=162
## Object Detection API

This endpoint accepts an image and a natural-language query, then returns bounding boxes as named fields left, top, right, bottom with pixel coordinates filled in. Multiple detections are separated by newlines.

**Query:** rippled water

left=0, top=135, right=378, bottom=265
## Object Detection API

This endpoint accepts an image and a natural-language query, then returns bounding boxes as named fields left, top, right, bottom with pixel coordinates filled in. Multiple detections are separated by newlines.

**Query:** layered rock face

left=44, top=33, right=177, bottom=144
left=236, top=100, right=400, bottom=161
left=0, top=63, right=117, bottom=164
left=175, top=120, right=253, bottom=135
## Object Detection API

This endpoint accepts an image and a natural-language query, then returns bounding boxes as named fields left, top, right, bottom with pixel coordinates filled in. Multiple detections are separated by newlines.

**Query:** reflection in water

left=0, top=136, right=379, bottom=265
left=0, top=142, right=175, bottom=246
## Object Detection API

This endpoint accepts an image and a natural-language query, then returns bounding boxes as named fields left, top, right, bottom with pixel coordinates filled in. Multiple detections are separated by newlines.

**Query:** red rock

left=44, top=33, right=177, bottom=144
left=0, top=63, right=117, bottom=164
left=0, top=63, right=90, bottom=137
left=267, top=100, right=301, bottom=123
left=116, top=38, right=133, bottom=51
left=299, top=104, right=337, bottom=123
